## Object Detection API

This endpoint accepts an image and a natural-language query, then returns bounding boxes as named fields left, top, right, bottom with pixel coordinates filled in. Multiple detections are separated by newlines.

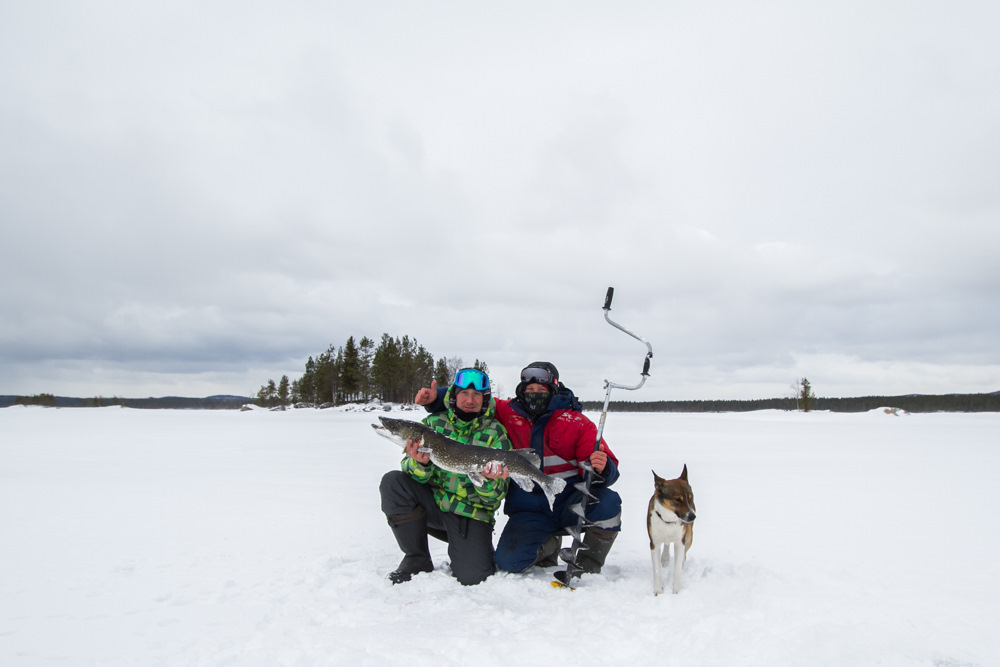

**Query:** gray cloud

left=2, top=1, right=998, bottom=400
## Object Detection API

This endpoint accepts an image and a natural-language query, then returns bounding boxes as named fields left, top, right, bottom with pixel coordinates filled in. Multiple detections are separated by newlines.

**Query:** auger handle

left=553, top=285, right=654, bottom=588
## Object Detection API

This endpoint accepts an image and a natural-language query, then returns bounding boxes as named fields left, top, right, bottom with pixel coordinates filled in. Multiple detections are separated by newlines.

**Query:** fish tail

left=540, top=476, right=567, bottom=510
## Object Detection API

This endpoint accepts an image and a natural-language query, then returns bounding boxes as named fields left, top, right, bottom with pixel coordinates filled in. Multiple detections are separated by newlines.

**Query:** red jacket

left=494, top=397, right=619, bottom=482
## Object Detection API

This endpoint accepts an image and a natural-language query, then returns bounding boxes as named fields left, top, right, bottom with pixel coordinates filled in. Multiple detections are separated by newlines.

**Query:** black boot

left=386, top=508, right=434, bottom=584
left=576, top=527, right=618, bottom=574
left=532, top=533, right=563, bottom=567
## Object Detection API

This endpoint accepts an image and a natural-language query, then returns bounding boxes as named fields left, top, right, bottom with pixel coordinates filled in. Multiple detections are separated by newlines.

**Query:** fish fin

left=552, top=477, right=567, bottom=495
left=509, top=473, right=536, bottom=494
left=512, top=449, right=542, bottom=468
left=412, top=435, right=433, bottom=453
left=467, top=472, right=486, bottom=487
left=541, top=477, right=567, bottom=510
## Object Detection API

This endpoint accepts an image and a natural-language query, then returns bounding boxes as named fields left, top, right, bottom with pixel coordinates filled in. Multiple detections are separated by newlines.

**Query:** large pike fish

left=373, top=416, right=567, bottom=510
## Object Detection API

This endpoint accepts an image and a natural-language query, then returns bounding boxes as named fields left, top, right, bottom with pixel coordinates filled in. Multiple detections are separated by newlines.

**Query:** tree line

left=582, top=392, right=1000, bottom=413
left=255, top=333, right=490, bottom=408
left=4, top=390, right=997, bottom=412
left=2, top=394, right=248, bottom=409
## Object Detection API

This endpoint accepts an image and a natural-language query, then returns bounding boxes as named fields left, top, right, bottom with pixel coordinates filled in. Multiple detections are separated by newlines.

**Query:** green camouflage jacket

left=401, top=389, right=511, bottom=524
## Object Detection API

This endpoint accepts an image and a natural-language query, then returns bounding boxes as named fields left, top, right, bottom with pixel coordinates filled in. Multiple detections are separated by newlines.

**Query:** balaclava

left=515, top=361, right=559, bottom=419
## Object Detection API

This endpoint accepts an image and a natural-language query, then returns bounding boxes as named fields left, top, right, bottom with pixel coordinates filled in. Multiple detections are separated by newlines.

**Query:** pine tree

left=434, top=357, right=450, bottom=386
left=278, top=375, right=290, bottom=407
left=412, top=341, right=434, bottom=400
left=341, top=336, right=361, bottom=402
left=257, top=379, right=277, bottom=407
left=371, top=334, right=402, bottom=402
left=333, top=346, right=345, bottom=402
left=798, top=378, right=815, bottom=412
left=298, top=357, right=317, bottom=403
left=314, top=346, right=337, bottom=404
left=359, top=336, right=375, bottom=401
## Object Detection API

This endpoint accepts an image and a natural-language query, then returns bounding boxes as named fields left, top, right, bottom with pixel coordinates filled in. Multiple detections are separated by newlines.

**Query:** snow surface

left=2, top=405, right=997, bottom=666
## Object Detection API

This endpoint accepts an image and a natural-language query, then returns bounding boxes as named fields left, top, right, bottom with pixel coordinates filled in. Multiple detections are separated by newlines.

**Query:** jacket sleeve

left=421, top=386, right=448, bottom=414
left=470, top=476, right=508, bottom=503
left=401, top=454, right=434, bottom=483
left=597, top=456, right=620, bottom=487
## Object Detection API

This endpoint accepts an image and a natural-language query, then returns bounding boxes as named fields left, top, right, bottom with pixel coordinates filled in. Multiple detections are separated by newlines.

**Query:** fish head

left=376, top=416, right=431, bottom=445
left=372, top=422, right=407, bottom=448
left=378, top=416, right=418, bottom=437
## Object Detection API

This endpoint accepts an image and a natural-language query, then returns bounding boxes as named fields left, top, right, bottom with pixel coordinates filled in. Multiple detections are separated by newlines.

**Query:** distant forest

left=254, top=333, right=489, bottom=408
left=581, top=393, right=1000, bottom=413
left=4, top=391, right=998, bottom=413
left=1, top=394, right=249, bottom=410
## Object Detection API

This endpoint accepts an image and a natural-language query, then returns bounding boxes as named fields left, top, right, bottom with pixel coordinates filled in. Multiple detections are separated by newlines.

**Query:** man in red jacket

left=415, top=362, right=621, bottom=574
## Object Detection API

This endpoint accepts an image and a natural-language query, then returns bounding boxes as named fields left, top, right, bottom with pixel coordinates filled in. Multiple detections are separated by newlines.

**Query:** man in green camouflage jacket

left=379, top=367, right=512, bottom=585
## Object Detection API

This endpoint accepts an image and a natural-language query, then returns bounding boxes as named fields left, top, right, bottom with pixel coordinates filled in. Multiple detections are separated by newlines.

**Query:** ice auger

left=553, top=287, right=653, bottom=588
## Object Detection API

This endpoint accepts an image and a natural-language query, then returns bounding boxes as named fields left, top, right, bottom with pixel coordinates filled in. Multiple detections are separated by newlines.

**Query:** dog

left=647, top=465, right=696, bottom=595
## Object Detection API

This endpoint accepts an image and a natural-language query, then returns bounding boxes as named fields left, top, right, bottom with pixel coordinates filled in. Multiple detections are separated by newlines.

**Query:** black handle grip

left=604, top=287, right=614, bottom=310
left=642, top=357, right=651, bottom=376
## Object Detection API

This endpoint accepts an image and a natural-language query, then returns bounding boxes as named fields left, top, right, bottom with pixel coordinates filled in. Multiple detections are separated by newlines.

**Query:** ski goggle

left=520, top=366, right=556, bottom=384
left=453, top=368, right=490, bottom=392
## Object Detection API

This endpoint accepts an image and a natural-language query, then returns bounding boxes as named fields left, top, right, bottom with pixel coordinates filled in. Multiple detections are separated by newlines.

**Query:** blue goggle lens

left=454, top=368, right=490, bottom=391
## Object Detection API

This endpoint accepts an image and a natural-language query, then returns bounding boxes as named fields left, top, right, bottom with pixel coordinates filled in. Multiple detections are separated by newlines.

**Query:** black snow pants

left=379, top=470, right=496, bottom=586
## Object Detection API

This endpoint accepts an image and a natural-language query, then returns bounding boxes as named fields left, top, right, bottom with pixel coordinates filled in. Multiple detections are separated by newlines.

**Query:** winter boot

left=386, top=507, right=434, bottom=584
left=576, top=527, right=618, bottom=574
left=532, top=533, right=563, bottom=567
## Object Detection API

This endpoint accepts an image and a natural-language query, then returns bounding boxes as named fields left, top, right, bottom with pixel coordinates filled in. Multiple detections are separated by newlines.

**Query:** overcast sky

left=2, top=1, right=998, bottom=402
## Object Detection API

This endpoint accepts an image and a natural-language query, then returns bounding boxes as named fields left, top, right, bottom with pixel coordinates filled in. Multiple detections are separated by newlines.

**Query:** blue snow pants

left=494, top=483, right=621, bottom=573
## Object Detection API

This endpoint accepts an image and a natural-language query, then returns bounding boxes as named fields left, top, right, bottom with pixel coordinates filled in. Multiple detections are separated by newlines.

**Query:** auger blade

left=564, top=524, right=583, bottom=542
left=573, top=481, right=598, bottom=501
left=557, top=566, right=582, bottom=580
left=579, top=475, right=603, bottom=490
left=553, top=569, right=580, bottom=587
left=569, top=501, right=587, bottom=519
left=559, top=542, right=589, bottom=565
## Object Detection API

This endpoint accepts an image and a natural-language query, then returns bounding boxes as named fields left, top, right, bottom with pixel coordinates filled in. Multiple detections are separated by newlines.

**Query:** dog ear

left=680, top=464, right=688, bottom=481
left=652, top=469, right=663, bottom=484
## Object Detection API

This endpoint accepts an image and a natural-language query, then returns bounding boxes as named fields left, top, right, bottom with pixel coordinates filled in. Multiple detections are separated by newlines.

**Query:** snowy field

left=1, top=405, right=997, bottom=666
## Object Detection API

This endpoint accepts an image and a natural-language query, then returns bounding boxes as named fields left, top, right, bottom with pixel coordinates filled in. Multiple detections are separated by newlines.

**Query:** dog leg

left=651, top=544, right=664, bottom=596
left=671, top=540, right=686, bottom=594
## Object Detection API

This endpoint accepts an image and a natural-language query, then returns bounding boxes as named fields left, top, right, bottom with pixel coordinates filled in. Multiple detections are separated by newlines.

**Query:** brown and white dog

left=647, top=465, right=696, bottom=595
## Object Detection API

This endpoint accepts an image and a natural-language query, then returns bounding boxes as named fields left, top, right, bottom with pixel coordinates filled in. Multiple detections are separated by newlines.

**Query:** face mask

left=522, top=391, right=551, bottom=418
left=454, top=407, right=479, bottom=422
